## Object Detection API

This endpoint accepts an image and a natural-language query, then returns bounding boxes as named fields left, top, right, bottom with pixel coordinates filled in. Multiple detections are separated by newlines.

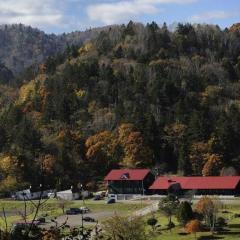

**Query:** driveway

left=43, top=210, right=116, bottom=228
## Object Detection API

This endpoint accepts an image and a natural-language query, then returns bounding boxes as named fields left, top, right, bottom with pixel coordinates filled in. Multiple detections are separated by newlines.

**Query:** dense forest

left=0, top=22, right=240, bottom=194
left=0, top=24, right=109, bottom=78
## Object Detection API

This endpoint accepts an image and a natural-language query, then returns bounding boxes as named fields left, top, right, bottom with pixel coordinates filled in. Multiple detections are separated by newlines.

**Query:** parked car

left=80, top=206, right=90, bottom=213
left=106, top=198, right=115, bottom=204
left=66, top=208, right=82, bottom=215
left=93, top=195, right=102, bottom=201
left=37, top=217, right=46, bottom=223
left=96, top=191, right=106, bottom=197
left=48, top=192, right=55, bottom=198
left=83, top=216, right=95, bottom=222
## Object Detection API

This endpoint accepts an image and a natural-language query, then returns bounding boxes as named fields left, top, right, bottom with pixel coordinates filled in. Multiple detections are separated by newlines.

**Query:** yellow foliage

left=165, top=123, right=187, bottom=139
left=18, top=80, right=35, bottom=104
left=79, top=43, right=95, bottom=55
left=56, top=129, right=81, bottom=142
left=88, top=101, right=97, bottom=114
left=75, top=89, right=86, bottom=98
left=17, top=75, right=46, bottom=105
left=189, top=142, right=209, bottom=175
left=0, top=175, right=18, bottom=192
left=85, top=131, right=116, bottom=159
left=118, top=123, right=135, bottom=144
left=202, top=153, right=223, bottom=176
left=0, top=155, right=23, bottom=191
left=0, top=155, right=19, bottom=174
left=117, top=124, right=153, bottom=168
left=201, top=85, right=222, bottom=104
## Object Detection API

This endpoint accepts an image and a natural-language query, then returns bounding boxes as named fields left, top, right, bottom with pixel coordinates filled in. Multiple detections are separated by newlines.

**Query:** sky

left=0, top=0, right=239, bottom=34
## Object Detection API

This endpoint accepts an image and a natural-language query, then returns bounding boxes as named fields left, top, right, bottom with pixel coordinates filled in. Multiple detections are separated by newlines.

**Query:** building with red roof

left=149, top=176, right=240, bottom=195
left=104, top=169, right=154, bottom=195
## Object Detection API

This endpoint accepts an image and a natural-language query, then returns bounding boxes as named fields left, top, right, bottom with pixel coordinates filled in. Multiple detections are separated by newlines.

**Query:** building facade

left=104, top=169, right=155, bottom=195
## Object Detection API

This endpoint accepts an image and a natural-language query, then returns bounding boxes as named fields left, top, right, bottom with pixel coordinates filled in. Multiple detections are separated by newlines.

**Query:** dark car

left=93, top=195, right=102, bottom=201
left=106, top=198, right=115, bottom=204
left=66, top=208, right=82, bottom=215
left=37, top=217, right=46, bottom=223
left=83, top=217, right=95, bottom=222
left=80, top=206, right=90, bottom=213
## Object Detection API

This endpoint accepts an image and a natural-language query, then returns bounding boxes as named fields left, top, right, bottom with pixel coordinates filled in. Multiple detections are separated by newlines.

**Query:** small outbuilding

left=56, top=189, right=80, bottom=200
left=149, top=176, right=240, bottom=196
left=104, top=169, right=155, bottom=195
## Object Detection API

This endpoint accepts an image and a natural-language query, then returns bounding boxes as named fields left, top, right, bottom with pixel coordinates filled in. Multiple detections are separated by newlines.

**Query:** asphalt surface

left=42, top=201, right=158, bottom=228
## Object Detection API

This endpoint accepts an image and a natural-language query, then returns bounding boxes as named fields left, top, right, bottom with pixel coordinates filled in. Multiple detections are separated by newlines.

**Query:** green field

left=0, top=198, right=147, bottom=228
left=146, top=204, right=240, bottom=240
left=1, top=198, right=240, bottom=240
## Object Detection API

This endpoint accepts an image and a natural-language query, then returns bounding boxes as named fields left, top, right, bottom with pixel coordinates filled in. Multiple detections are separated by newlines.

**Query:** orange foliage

left=185, top=219, right=201, bottom=239
left=118, top=123, right=135, bottom=144
left=195, top=196, right=214, bottom=216
left=229, top=23, right=240, bottom=33
left=42, top=154, right=56, bottom=175
left=202, top=153, right=223, bottom=176
left=189, top=142, right=209, bottom=175
left=22, top=101, right=33, bottom=113
left=117, top=123, right=153, bottom=168
left=85, top=131, right=116, bottom=159
left=164, top=123, right=187, bottom=140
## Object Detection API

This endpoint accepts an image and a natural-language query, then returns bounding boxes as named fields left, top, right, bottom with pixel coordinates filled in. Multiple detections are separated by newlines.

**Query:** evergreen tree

left=177, top=201, right=193, bottom=226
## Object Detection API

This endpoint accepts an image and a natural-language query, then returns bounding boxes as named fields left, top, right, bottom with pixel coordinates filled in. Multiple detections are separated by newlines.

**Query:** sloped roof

left=104, top=169, right=150, bottom=181
left=149, top=176, right=240, bottom=190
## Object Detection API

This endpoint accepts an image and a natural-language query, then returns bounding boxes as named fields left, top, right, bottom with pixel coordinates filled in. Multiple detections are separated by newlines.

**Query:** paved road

left=43, top=201, right=159, bottom=228
left=43, top=210, right=121, bottom=228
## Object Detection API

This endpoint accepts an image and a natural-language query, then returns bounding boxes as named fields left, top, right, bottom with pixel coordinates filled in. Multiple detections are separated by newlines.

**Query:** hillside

left=0, top=24, right=110, bottom=78
left=0, top=21, right=240, bottom=192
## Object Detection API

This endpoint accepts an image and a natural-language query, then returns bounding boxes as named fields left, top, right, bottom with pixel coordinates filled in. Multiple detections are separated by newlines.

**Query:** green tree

left=159, top=194, right=179, bottom=226
left=102, top=215, right=146, bottom=240
left=177, top=201, right=193, bottom=226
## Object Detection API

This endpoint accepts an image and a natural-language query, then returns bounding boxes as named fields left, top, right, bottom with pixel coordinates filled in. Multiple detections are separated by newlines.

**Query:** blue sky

left=0, top=0, right=239, bottom=34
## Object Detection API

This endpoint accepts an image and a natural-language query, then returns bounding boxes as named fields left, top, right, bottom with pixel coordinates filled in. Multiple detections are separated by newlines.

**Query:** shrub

left=147, top=217, right=158, bottom=231
left=177, top=201, right=193, bottom=226
left=217, top=217, right=227, bottom=227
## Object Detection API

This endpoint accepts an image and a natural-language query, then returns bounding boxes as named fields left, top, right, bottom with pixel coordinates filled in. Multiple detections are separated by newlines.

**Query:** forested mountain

left=0, top=24, right=109, bottom=78
left=0, top=21, right=240, bottom=194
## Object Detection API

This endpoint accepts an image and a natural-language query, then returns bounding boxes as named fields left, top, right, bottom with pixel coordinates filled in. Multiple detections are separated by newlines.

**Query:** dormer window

left=120, top=173, right=130, bottom=179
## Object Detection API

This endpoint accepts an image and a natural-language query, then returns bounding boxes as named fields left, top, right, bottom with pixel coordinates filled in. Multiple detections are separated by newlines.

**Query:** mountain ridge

left=0, top=23, right=114, bottom=77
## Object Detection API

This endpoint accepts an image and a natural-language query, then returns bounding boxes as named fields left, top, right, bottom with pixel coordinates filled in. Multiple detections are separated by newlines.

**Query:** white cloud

left=138, top=0, right=197, bottom=3
left=191, top=10, right=233, bottom=21
left=0, top=0, right=65, bottom=28
left=87, top=0, right=198, bottom=25
left=87, top=1, right=158, bottom=24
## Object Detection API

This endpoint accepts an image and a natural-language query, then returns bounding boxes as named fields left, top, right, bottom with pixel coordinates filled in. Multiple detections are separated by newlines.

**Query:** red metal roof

left=149, top=176, right=240, bottom=190
left=104, top=169, right=150, bottom=181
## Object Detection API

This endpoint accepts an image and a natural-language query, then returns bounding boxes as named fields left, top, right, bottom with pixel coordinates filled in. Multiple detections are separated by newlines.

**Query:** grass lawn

left=146, top=204, right=240, bottom=240
left=0, top=198, right=147, bottom=229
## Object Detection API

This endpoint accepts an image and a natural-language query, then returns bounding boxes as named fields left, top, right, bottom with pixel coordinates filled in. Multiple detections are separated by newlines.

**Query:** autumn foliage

left=202, top=154, right=224, bottom=176
left=189, top=142, right=209, bottom=175
left=185, top=219, right=201, bottom=239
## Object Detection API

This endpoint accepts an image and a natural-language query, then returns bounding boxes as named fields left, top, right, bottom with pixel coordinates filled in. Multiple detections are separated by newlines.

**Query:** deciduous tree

left=185, top=219, right=201, bottom=239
